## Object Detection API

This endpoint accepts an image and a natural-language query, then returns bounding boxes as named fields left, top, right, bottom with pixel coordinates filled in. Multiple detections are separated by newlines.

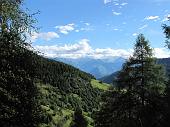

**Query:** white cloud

left=145, top=16, right=160, bottom=21
left=113, top=11, right=122, bottom=16
left=33, top=39, right=132, bottom=59
left=31, top=32, right=59, bottom=42
left=113, top=28, right=119, bottom=31
left=92, top=48, right=131, bottom=59
left=33, top=40, right=170, bottom=59
left=139, top=24, right=148, bottom=30
left=153, top=48, right=170, bottom=58
left=75, top=30, right=80, bottom=32
left=121, top=2, right=128, bottom=6
left=55, top=23, right=75, bottom=34
left=34, top=39, right=92, bottom=59
left=104, top=0, right=112, bottom=4
left=132, top=33, right=138, bottom=36
left=85, top=23, right=90, bottom=26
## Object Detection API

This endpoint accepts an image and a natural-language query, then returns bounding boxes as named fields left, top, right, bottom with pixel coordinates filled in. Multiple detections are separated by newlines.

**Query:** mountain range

left=54, top=57, right=170, bottom=85
left=100, top=57, right=170, bottom=84
left=54, top=57, right=126, bottom=79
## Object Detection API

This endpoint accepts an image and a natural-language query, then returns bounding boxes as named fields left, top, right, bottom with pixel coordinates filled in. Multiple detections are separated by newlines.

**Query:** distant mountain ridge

left=100, top=57, right=170, bottom=84
left=99, top=71, right=119, bottom=84
left=54, top=57, right=126, bottom=79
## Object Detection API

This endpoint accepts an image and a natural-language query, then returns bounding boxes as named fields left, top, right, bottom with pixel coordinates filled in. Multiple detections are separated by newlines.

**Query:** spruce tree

left=162, top=20, right=170, bottom=127
left=94, top=34, right=167, bottom=127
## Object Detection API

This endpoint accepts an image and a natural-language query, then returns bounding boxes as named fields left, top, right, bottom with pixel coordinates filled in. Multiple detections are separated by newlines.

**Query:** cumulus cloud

left=145, top=16, right=160, bottom=21
left=34, top=39, right=92, bottom=59
left=55, top=23, right=75, bottom=34
left=91, top=48, right=131, bottom=59
left=33, top=39, right=132, bottom=59
left=31, top=32, right=59, bottom=42
left=113, top=11, right=122, bottom=16
left=33, top=39, right=170, bottom=59
left=153, top=48, right=170, bottom=58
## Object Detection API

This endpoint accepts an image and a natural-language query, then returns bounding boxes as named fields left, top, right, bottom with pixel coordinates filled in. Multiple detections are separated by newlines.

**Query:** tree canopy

left=94, top=34, right=167, bottom=127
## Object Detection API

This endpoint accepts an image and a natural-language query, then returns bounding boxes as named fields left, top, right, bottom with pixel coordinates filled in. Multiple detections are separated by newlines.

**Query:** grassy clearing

left=91, top=79, right=110, bottom=91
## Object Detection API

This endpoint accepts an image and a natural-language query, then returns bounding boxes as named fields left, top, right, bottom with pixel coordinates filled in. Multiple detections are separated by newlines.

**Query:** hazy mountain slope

left=100, top=58, right=170, bottom=84
left=55, top=57, right=126, bottom=79
left=99, top=71, right=119, bottom=84
left=157, top=58, right=170, bottom=76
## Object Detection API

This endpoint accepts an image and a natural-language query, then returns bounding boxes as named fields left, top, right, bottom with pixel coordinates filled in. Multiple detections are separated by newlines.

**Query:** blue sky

left=25, top=0, right=170, bottom=59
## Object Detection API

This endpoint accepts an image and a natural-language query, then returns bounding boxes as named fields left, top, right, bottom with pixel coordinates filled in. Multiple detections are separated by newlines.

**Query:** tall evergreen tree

left=94, top=34, right=167, bottom=127
left=162, top=20, right=170, bottom=127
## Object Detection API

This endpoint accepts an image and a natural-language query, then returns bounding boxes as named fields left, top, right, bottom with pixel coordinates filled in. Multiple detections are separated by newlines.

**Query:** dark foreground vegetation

left=0, top=0, right=170, bottom=127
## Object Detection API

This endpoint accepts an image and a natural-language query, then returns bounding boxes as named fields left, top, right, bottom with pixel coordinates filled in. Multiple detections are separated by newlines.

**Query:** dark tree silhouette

left=71, top=108, right=88, bottom=127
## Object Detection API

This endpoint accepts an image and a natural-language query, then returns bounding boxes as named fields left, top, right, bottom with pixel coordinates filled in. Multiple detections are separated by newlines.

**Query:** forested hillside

left=157, top=58, right=170, bottom=75
left=1, top=0, right=170, bottom=127
left=0, top=30, right=108, bottom=127
left=0, top=1, right=109, bottom=127
left=35, top=55, right=108, bottom=126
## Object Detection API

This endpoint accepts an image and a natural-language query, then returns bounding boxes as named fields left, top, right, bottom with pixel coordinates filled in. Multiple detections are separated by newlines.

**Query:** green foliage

left=162, top=21, right=170, bottom=126
left=28, top=51, right=107, bottom=127
left=91, top=79, right=110, bottom=91
left=1, top=1, right=170, bottom=127
left=94, top=90, right=141, bottom=127
left=94, top=34, right=168, bottom=127
left=0, top=28, right=103, bottom=126
left=0, top=31, right=41, bottom=126
left=0, top=0, right=37, bottom=36
left=36, top=74, right=104, bottom=126
left=0, top=1, right=43, bottom=126
left=71, top=108, right=88, bottom=127
left=117, top=34, right=166, bottom=95
left=33, top=56, right=100, bottom=112
left=162, top=24, right=170, bottom=48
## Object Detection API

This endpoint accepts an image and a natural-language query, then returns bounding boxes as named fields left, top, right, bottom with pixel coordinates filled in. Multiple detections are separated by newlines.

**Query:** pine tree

left=162, top=20, right=170, bottom=127
left=119, top=34, right=166, bottom=127
left=94, top=34, right=167, bottom=127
